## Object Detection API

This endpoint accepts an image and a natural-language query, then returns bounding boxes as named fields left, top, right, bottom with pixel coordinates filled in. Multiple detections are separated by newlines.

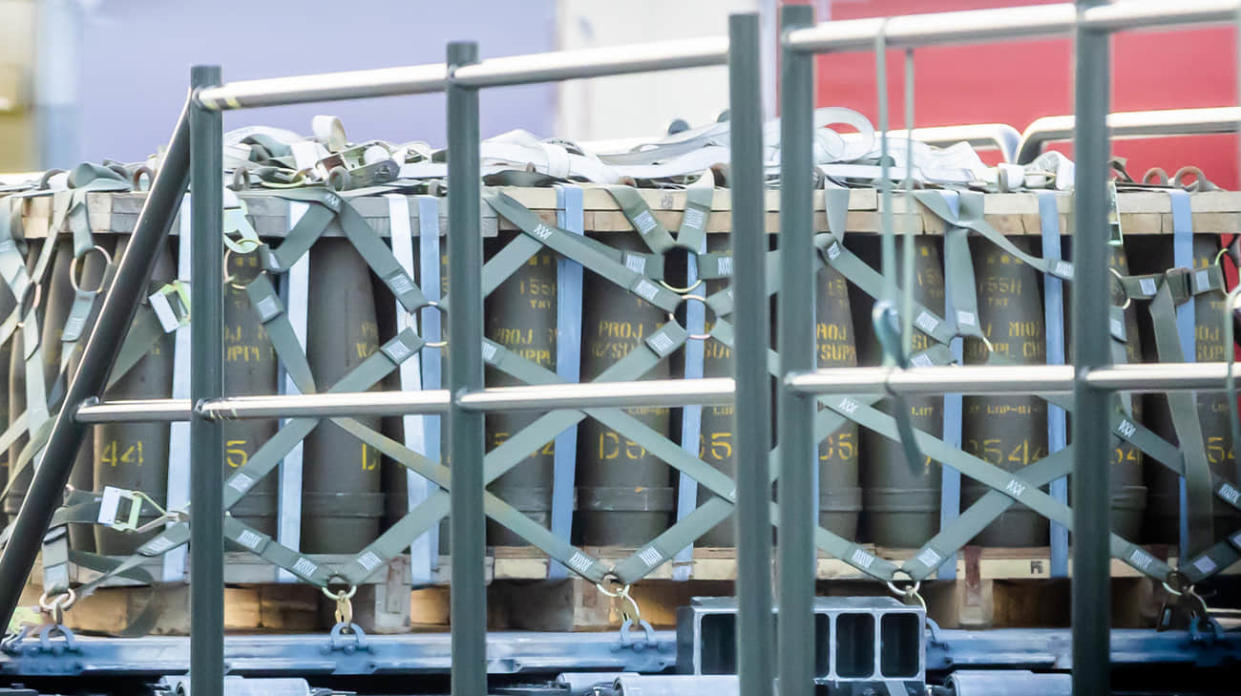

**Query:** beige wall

left=555, top=0, right=761, bottom=144
left=0, top=0, right=35, bottom=171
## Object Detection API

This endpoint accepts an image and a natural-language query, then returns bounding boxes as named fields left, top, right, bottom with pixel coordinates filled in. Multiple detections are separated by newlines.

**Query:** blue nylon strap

left=417, top=195, right=443, bottom=576
left=672, top=241, right=707, bottom=581
left=1038, top=191, right=1070, bottom=578
left=548, top=184, right=584, bottom=579
left=1171, top=190, right=1194, bottom=561
left=937, top=191, right=963, bottom=579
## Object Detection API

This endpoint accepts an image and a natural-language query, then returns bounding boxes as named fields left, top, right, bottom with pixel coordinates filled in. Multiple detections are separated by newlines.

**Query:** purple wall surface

left=76, top=0, right=556, bottom=163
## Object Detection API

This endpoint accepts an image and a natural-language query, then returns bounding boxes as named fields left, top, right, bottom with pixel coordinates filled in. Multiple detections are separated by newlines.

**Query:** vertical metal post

left=446, top=40, right=487, bottom=696
left=1070, top=4, right=1112, bottom=696
left=729, top=12, right=774, bottom=696
left=189, top=65, right=225, bottom=696
left=0, top=102, right=191, bottom=632
left=777, top=6, right=816, bottom=696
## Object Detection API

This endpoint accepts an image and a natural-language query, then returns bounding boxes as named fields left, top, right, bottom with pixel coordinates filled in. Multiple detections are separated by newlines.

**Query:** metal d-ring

left=657, top=277, right=703, bottom=294
left=223, top=247, right=265, bottom=291
left=1108, top=266, right=1132, bottom=310
left=38, top=589, right=77, bottom=626
left=416, top=301, right=448, bottom=348
left=69, top=245, right=113, bottom=295
left=666, top=293, right=712, bottom=341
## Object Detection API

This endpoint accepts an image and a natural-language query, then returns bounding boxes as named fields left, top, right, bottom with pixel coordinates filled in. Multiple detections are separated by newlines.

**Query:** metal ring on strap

left=413, top=301, right=448, bottom=348
left=69, top=245, right=113, bottom=295
left=38, top=589, right=76, bottom=625
left=666, top=293, right=712, bottom=341
left=230, top=167, right=252, bottom=192
left=884, top=568, right=921, bottom=598
left=223, top=248, right=263, bottom=291
left=1108, top=266, right=1132, bottom=310
left=130, top=166, right=154, bottom=192
left=38, top=169, right=64, bottom=190
left=658, top=277, right=703, bottom=294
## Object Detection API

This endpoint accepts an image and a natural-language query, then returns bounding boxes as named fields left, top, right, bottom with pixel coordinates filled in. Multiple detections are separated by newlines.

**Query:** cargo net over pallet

left=2, top=123, right=1241, bottom=643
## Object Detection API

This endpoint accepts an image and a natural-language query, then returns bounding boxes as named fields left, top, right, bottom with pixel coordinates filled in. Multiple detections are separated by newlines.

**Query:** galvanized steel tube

left=784, top=1, right=1239, bottom=53
left=728, top=12, right=774, bottom=696
left=776, top=6, right=816, bottom=696
left=446, top=40, right=487, bottom=696
left=1070, top=3, right=1113, bottom=694
left=189, top=64, right=226, bottom=696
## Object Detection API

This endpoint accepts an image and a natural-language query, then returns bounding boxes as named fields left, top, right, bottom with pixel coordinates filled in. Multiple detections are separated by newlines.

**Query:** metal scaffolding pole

left=189, top=64, right=225, bottom=696
left=728, top=12, right=774, bottom=696
left=446, top=40, right=487, bottom=696
left=777, top=6, right=816, bottom=696
left=0, top=100, right=192, bottom=632
left=1071, top=2, right=1112, bottom=695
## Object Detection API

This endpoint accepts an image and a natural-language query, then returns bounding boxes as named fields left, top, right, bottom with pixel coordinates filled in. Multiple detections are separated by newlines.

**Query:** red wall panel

left=788, top=0, right=1238, bottom=186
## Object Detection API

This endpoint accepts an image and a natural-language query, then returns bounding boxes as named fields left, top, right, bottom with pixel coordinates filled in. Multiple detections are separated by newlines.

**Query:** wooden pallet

left=15, top=187, right=1241, bottom=239
left=20, top=545, right=1220, bottom=635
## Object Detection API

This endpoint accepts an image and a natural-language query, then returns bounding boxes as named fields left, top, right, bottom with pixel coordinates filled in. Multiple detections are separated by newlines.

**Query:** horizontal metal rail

left=196, top=37, right=728, bottom=110
left=1016, top=106, right=1241, bottom=163
left=72, top=362, right=1241, bottom=423
left=784, top=0, right=1239, bottom=53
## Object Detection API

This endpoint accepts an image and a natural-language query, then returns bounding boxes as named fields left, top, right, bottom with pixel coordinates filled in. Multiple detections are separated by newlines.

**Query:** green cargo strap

left=260, top=197, right=336, bottom=271
left=333, top=417, right=610, bottom=584
left=940, top=225, right=989, bottom=345
left=613, top=342, right=955, bottom=585
left=486, top=192, right=681, bottom=312
left=65, top=163, right=129, bottom=256
left=901, top=448, right=1074, bottom=580
left=604, top=186, right=678, bottom=254
left=246, top=274, right=317, bottom=393
left=59, top=261, right=116, bottom=362
left=223, top=327, right=422, bottom=506
left=74, top=326, right=424, bottom=592
left=913, top=190, right=1074, bottom=281
left=1181, top=529, right=1241, bottom=584
left=1148, top=269, right=1215, bottom=557
left=815, top=235, right=956, bottom=346
left=829, top=392, right=1171, bottom=580
left=40, top=524, right=70, bottom=595
left=268, top=188, right=429, bottom=313
left=674, top=172, right=715, bottom=254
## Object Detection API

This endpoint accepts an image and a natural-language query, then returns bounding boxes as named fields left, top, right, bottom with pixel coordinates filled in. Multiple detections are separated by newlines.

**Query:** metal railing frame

left=0, top=3, right=1237, bottom=695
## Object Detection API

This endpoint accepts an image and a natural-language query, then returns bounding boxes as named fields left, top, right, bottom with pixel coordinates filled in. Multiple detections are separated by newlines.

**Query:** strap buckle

left=97, top=486, right=170, bottom=533
left=148, top=281, right=191, bottom=332
left=38, top=589, right=76, bottom=627
left=222, top=194, right=261, bottom=254
left=1163, top=267, right=1194, bottom=305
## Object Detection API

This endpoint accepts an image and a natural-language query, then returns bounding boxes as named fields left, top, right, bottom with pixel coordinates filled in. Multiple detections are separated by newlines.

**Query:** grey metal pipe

left=947, top=670, right=1071, bottom=696
left=446, top=40, right=487, bottom=696
left=1016, top=106, right=1241, bottom=164
left=453, top=37, right=727, bottom=88
left=458, top=378, right=735, bottom=411
left=1070, top=3, right=1112, bottom=695
left=776, top=7, right=816, bottom=696
left=785, top=0, right=1239, bottom=53
left=196, top=38, right=725, bottom=111
left=190, top=64, right=226, bottom=696
left=0, top=97, right=191, bottom=632
left=728, top=12, right=774, bottom=696
left=196, top=64, right=448, bottom=110
left=613, top=674, right=739, bottom=696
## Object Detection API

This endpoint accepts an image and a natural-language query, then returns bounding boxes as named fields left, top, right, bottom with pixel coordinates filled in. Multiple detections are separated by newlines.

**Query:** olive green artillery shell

left=853, top=236, right=945, bottom=549
left=94, top=237, right=174, bottom=555
left=485, top=233, right=557, bottom=546
left=961, top=237, right=1048, bottom=547
left=223, top=248, right=279, bottom=538
left=576, top=232, right=673, bottom=546
left=302, top=237, right=383, bottom=554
